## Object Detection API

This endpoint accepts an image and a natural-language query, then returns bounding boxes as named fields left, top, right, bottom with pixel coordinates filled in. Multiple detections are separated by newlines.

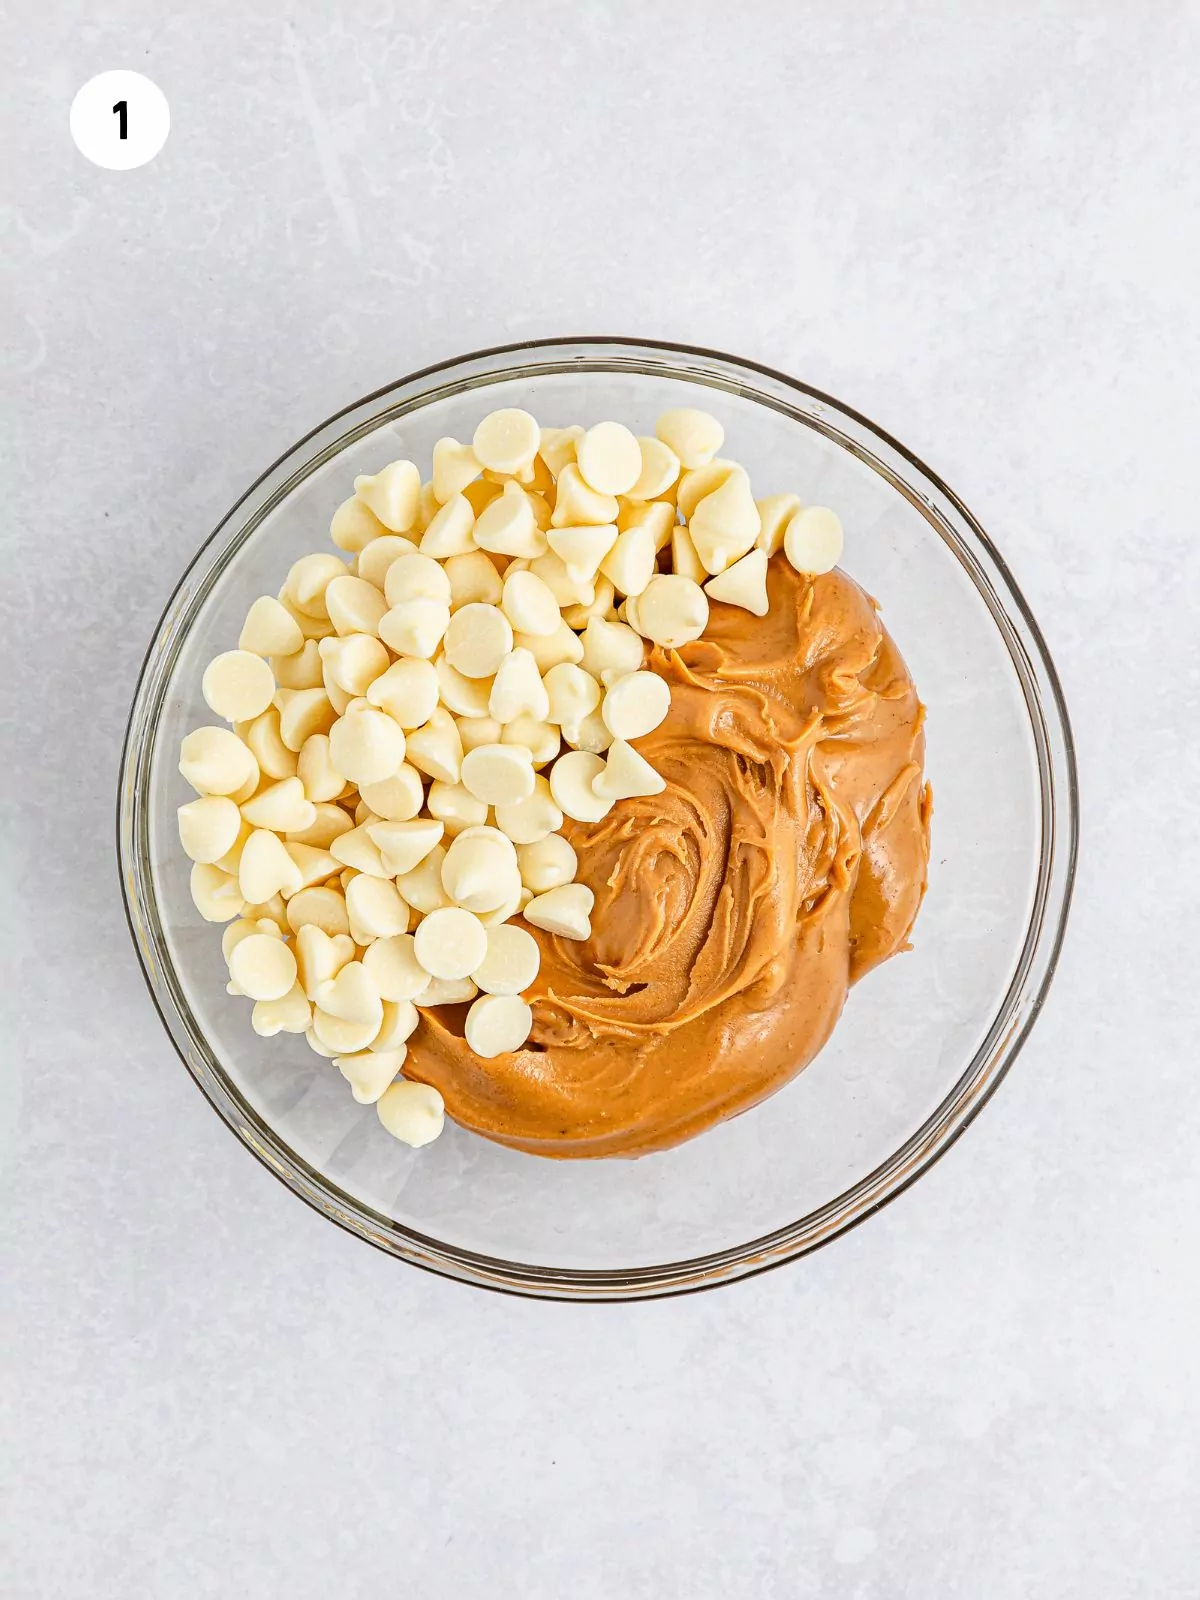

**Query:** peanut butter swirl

left=407, top=560, right=931, bottom=1157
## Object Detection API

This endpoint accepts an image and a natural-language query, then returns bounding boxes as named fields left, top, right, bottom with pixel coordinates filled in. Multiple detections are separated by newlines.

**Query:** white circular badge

left=70, top=71, right=170, bottom=170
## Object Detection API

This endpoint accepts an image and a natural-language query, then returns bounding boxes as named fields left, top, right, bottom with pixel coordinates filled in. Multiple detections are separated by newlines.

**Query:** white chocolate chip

left=404, top=706, right=463, bottom=784
left=238, top=829, right=303, bottom=904
left=677, top=459, right=737, bottom=520
left=345, top=874, right=410, bottom=940
left=328, top=823, right=391, bottom=879
left=357, top=534, right=419, bottom=590
left=443, top=603, right=513, bottom=678
left=228, top=933, right=298, bottom=1003
left=377, top=1080, right=445, bottom=1146
left=330, top=494, right=387, bottom=553
left=755, top=493, right=802, bottom=556
left=336, top=1047, right=405, bottom=1105
left=517, top=834, right=577, bottom=893
left=324, top=575, right=389, bottom=637
left=619, top=497, right=677, bottom=549
left=286, top=802, right=354, bottom=850
left=501, top=716, right=560, bottom=767
left=562, top=576, right=616, bottom=631
left=546, top=523, right=618, bottom=584
left=477, top=879, right=526, bottom=927
left=543, top=662, right=601, bottom=734
left=189, top=862, right=245, bottom=922
left=272, top=637, right=324, bottom=690
left=418, top=493, right=477, bottom=558
left=599, top=524, right=656, bottom=597
left=529, top=550, right=596, bottom=610
left=464, top=993, right=533, bottom=1057
left=473, top=480, right=537, bottom=563
left=444, top=549, right=503, bottom=610
left=784, top=506, right=844, bottom=575
left=223, top=917, right=280, bottom=962
left=239, top=595, right=304, bottom=657
left=315, top=961, right=383, bottom=1031
left=328, top=704, right=406, bottom=787
left=283, top=842, right=341, bottom=892
left=493, top=775, right=563, bottom=844
left=655, top=407, right=725, bottom=469
left=383, top=551, right=452, bottom=608
left=286, top=552, right=348, bottom=619
left=241, top=902, right=289, bottom=938
left=294, top=924, right=355, bottom=996
left=277, top=687, right=337, bottom=752
left=460, top=743, right=535, bottom=807
left=366, top=817, right=445, bottom=877
left=515, top=619, right=584, bottom=673
left=488, top=648, right=549, bottom=724
left=523, top=882, right=595, bottom=941
left=627, top=436, right=681, bottom=502
left=471, top=923, right=540, bottom=996
left=551, top=463, right=619, bottom=528
left=435, top=655, right=494, bottom=718
left=704, top=547, right=770, bottom=615
left=251, top=983, right=312, bottom=1037
left=594, top=739, right=666, bottom=800
left=537, top=424, right=584, bottom=476
left=372, top=999, right=420, bottom=1052
left=212, top=818, right=253, bottom=875
left=601, top=671, right=671, bottom=741
left=472, top=480, right=545, bottom=559
left=319, top=634, right=390, bottom=697
left=362, top=934, right=432, bottom=1001
left=579, top=616, right=644, bottom=685
left=414, top=906, right=488, bottom=980
left=202, top=650, right=276, bottom=722
left=670, top=524, right=708, bottom=586
left=366, top=657, right=440, bottom=729
left=395, top=843, right=452, bottom=914
left=576, top=421, right=642, bottom=496
left=473, top=408, right=540, bottom=475
left=432, top=436, right=481, bottom=503
left=549, top=750, right=613, bottom=822
left=632, top=574, right=709, bottom=648
left=562, top=706, right=613, bottom=754
left=239, top=775, right=315, bottom=835
left=359, top=765, right=423, bottom=821
left=177, top=796, right=242, bottom=864
left=440, top=826, right=522, bottom=914
left=688, top=468, right=761, bottom=574
left=458, top=715, right=504, bottom=753
left=354, top=459, right=421, bottom=532
left=321, top=665, right=353, bottom=718
left=277, top=593, right=336, bottom=642
left=418, top=975, right=478, bottom=1007
left=501, top=569, right=560, bottom=637
left=379, top=599, right=450, bottom=659
left=297, top=734, right=347, bottom=803
left=286, top=887, right=351, bottom=941
left=426, top=780, right=489, bottom=836
left=312, top=1006, right=381, bottom=1056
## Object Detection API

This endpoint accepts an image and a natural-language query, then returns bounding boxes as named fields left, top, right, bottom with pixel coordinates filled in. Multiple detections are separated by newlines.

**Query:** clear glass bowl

left=118, top=338, right=1077, bottom=1300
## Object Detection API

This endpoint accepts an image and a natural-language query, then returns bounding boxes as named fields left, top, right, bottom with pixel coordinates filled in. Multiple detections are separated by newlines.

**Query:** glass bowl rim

left=117, top=335, right=1079, bottom=1302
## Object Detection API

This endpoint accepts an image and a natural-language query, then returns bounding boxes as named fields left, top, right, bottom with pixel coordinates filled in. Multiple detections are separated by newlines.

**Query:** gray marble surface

left=4, top=2, right=1198, bottom=1595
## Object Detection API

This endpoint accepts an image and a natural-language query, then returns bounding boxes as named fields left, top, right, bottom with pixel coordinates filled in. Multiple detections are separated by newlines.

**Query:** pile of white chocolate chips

left=178, top=407, right=844, bottom=1147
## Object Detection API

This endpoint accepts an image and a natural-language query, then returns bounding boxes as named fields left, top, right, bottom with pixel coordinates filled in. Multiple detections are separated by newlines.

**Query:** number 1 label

left=70, top=71, right=169, bottom=170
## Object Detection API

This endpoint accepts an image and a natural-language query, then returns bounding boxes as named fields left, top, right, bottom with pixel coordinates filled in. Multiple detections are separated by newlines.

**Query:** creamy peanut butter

left=406, top=560, right=931, bottom=1157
